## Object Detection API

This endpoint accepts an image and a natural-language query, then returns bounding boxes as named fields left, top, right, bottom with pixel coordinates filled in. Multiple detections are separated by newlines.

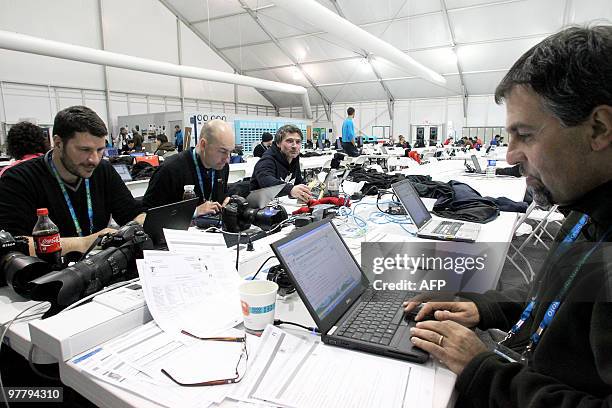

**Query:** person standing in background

left=174, top=125, right=184, bottom=152
left=341, top=107, right=359, bottom=157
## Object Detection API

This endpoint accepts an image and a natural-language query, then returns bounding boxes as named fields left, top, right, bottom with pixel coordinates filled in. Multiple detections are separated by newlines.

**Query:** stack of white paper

left=139, top=250, right=242, bottom=338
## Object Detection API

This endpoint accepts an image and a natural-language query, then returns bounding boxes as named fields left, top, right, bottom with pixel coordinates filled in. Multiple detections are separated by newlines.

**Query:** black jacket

left=142, top=148, right=229, bottom=210
left=153, top=142, right=177, bottom=157
left=253, top=143, right=268, bottom=158
left=0, top=152, right=141, bottom=237
left=455, top=180, right=612, bottom=407
left=250, top=144, right=303, bottom=197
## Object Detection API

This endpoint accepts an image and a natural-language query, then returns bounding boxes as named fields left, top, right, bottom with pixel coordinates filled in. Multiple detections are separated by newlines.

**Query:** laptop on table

left=465, top=155, right=485, bottom=174
left=112, top=164, right=133, bottom=182
left=391, top=179, right=480, bottom=243
left=143, top=198, right=199, bottom=248
left=271, top=219, right=429, bottom=363
left=246, top=183, right=285, bottom=209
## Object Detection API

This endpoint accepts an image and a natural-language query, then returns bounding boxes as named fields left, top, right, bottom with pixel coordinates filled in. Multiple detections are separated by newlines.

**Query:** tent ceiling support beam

left=440, top=0, right=468, bottom=119
left=157, top=0, right=281, bottom=113
left=236, top=0, right=331, bottom=120
left=329, top=0, right=395, bottom=119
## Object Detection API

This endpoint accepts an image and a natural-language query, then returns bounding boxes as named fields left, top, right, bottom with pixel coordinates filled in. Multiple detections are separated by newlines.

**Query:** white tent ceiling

left=160, top=0, right=612, bottom=108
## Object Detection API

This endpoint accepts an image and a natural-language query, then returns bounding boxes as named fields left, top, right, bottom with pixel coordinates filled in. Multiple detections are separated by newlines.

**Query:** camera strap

left=48, top=152, right=93, bottom=237
left=192, top=148, right=214, bottom=201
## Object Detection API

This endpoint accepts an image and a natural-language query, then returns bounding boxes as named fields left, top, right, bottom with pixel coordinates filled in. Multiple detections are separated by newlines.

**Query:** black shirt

left=0, top=152, right=142, bottom=237
left=142, top=148, right=229, bottom=210
left=253, top=143, right=268, bottom=158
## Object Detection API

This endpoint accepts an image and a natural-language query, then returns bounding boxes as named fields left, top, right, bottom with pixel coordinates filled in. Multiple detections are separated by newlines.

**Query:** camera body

left=222, top=195, right=288, bottom=233
left=29, top=223, right=152, bottom=317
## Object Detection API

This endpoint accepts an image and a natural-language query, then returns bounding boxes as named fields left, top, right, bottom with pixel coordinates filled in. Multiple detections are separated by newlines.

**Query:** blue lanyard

left=48, top=152, right=94, bottom=237
left=191, top=148, right=214, bottom=201
left=502, top=213, right=590, bottom=354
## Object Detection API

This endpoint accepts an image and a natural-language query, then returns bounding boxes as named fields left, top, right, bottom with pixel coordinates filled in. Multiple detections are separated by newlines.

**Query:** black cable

left=235, top=232, right=241, bottom=272
left=250, top=255, right=276, bottom=280
left=274, top=319, right=320, bottom=334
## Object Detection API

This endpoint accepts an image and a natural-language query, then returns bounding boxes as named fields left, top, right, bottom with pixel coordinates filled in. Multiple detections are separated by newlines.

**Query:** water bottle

left=486, top=159, right=497, bottom=178
left=326, top=170, right=340, bottom=197
left=32, top=208, right=62, bottom=269
left=183, top=185, right=196, bottom=200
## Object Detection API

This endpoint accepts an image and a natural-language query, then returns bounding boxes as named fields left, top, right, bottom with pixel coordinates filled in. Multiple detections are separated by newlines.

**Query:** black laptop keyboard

left=335, top=290, right=416, bottom=346
left=433, top=221, right=462, bottom=235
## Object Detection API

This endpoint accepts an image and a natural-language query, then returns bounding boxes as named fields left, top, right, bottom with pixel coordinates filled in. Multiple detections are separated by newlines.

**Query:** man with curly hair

left=0, top=121, right=50, bottom=177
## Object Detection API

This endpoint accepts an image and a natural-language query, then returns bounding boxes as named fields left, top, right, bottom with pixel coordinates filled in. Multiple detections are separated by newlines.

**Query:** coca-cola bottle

left=32, top=208, right=63, bottom=269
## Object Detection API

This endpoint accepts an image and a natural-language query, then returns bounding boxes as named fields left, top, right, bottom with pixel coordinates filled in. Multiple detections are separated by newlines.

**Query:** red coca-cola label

left=34, top=233, right=61, bottom=254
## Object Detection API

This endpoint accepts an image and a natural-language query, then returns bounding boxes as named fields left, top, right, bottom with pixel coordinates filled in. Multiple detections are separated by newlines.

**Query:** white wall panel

left=303, top=59, right=377, bottom=85
left=374, top=48, right=457, bottom=78
left=57, top=89, right=84, bottom=111
left=458, top=37, right=545, bottom=72
left=0, top=0, right=105, bottom=89
left=571, top=0, right=612, bottom=24
left=465, top=95, right=496, bottom=126
left=257, top=7, right=321, bottom=38
left=385, top=76, right=462, bottom=99
left=363, top=13, right=451, bottom=51
left=180, top=22, right=236, bottom=102
left=128, top=95, right=148, bottom=115
left=279, top=35, right=359, bottom=64
left=450, top=0, right=563, bottom=43
left=195, top=14, right=268, bottom=49
left=103, top=0, right=180, bottom=96
left=237, top=86, right=273, bottom=106
left=222, top=43, right=293, bottom=71
left=1, top=83, right=54, bottom=124
left=340, top=0, right=441, bottom=25
left=462, top=71, right=507, bottom=95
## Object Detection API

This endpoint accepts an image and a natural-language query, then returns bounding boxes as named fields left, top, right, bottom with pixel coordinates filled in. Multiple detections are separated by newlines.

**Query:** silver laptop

left=246, top=184, right=285, bottom=208
left=270, top=219, right=429, bottom=363
left=391, top=179, right=480, bottom=243
left=469, top=155, right=485, bottom=174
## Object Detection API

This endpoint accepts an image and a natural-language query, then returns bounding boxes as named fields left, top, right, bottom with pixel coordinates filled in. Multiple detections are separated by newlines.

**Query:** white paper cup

left=239, top=280, right=278, bottom=334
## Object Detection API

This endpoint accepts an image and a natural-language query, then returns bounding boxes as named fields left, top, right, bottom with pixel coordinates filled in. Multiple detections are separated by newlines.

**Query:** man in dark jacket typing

left=250, top=124, right=311, bottom=202
left=405, top=26, right=612, bottom=407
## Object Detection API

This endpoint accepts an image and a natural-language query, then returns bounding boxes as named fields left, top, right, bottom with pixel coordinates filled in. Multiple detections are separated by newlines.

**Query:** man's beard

left=60, top=152, right=85, bottom=180
left=519, top=164, right=554, bottom=209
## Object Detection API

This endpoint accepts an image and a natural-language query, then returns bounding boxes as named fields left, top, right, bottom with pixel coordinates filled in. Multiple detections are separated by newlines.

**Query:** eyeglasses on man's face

left=160, top=330, right=248, bottom=387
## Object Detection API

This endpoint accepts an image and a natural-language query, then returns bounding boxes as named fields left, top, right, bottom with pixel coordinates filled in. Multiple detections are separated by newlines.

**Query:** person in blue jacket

left=174, top=125, right=184, bottom=152
left=341, top=107, right=359, bottom=157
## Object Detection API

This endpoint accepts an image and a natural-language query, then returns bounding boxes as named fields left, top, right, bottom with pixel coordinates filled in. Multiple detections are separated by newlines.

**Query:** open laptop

left=246, top=184, right=285, bottom=209
left=391, top=179, right=480, bottom=242
left=143, top=198, right=199, bottom=247
left=466, top=155, right=485, bottom=174
left=271, top=219, right=428, bottom=363
left=112, top=164, right=133, bottom=182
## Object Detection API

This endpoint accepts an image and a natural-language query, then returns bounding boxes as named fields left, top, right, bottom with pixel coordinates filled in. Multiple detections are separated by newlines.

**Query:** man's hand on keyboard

left=409, top=320, right=487, bottom=375
left=403, top=293, right=480, bottom=328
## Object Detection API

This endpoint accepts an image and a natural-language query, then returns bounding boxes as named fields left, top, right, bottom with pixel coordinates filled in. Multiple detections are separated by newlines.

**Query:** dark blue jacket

left=250, top=144, right=303, bottom=197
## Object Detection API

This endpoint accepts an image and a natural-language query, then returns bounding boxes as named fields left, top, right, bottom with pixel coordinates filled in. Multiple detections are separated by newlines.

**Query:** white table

left=1, top=159, right=529, bottom=408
